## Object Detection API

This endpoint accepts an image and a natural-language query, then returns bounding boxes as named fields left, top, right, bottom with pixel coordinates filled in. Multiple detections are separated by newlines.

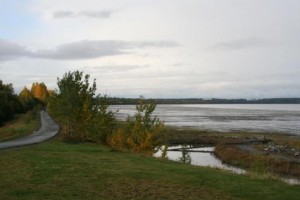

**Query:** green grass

left=0, top=111, right=39, bottom=142
left=0, top=140, right=299, bottom=200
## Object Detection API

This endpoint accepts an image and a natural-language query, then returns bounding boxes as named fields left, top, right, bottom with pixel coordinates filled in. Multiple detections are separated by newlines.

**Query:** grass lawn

left=0, top=112, right=39, bottom=142
left=0, top=140, right=299, bottom=200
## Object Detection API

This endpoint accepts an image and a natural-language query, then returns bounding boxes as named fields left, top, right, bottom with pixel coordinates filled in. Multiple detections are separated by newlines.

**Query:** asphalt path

left=0, top=111, right=59, bottom=149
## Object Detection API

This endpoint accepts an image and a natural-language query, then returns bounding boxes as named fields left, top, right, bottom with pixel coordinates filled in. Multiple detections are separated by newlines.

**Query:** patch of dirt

left=101, top=178, right=236, bottom=200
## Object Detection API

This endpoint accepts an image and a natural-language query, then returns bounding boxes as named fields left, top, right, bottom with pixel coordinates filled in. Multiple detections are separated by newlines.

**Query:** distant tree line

left=0, top=80, right=51, bottom=125
left=107, top=97, right=300, bottom=105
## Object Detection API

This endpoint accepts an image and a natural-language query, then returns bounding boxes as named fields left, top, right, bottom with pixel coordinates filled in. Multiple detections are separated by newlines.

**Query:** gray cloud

left=208, top=37, right=276, bottom=50
left=0, top=39, right=179, bottom=61
left=79, top=10, right=113, bottom=18
left=34, top=40, right=125, bottom=59
left=53, top=11, right=74, bottom=18
left=53, top=10, right=114, bottom=19
left=86, top=65, right=150, bottom=74
left=132, top=41, right=180, bottom=48
left=0, top=39, right=31, bottom=61
left=33, top=40, right=179, bottom=60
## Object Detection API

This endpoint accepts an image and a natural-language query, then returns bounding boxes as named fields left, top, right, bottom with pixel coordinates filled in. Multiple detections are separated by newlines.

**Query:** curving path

left=0, top=111, right=59, bottom=149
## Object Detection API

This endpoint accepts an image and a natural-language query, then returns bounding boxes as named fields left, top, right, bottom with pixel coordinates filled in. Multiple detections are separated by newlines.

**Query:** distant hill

left=107, top=97, right=300, bottom=105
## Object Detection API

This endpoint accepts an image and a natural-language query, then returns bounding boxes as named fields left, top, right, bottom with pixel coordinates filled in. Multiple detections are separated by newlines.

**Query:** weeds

left=0, top=112, right=39, bottom=142
left=214, top=145, right=300, bottom=178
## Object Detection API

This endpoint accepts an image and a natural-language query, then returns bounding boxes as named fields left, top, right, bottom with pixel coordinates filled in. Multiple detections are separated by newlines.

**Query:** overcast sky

left=1, top=0, right=300, bottom=98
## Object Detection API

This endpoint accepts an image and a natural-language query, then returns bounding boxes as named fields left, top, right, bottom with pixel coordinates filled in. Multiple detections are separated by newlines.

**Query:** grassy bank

left=0, top=140, right=299, bottom=200
left=0, top=111, right=39, bottom=142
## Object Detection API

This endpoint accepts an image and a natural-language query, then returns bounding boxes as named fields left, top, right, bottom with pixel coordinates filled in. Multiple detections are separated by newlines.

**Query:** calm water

left=110, top=104, right=300, bottom=135
left=154, top=145, right=300, bottom=185
left=154, top=145, right=245, bottom=174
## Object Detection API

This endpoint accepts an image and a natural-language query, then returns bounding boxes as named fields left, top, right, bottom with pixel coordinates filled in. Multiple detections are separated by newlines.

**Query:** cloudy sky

left=1, top=0, right=300, bottom=98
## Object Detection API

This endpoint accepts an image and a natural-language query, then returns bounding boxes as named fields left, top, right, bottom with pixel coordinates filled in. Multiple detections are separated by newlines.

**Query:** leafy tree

left=0, top=80, right=24, bottom=125
left=31, top=82, right=49, bottom=104
left=108, top=98, right=164, bottom=155
left=19, top=86, right=35, bottom=110
left=48, top=71, right=115, bottom=143
left=48, top=89, right=56, bottom=97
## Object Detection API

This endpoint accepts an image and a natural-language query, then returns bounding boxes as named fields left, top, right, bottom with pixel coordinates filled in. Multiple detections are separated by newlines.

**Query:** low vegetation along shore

left=164, top=128, right=300, bottom=180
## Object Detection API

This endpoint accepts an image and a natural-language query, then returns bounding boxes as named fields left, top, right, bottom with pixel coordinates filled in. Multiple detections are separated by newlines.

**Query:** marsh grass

left=214, top=145, right=300, bottom=178
left=162, top=127, right=273, bottom=147
left=0, top=111, right=39, bottom=142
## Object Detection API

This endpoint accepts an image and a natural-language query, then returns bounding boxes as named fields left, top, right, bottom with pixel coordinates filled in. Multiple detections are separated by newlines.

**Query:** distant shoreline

left=108, top=97, right=300, bottom=105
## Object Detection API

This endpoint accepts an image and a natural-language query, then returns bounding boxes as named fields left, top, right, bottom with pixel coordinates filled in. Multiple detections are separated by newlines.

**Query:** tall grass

left=0, top=110, right=39, bottom=142
left=214, top=145, right=300, bottom=178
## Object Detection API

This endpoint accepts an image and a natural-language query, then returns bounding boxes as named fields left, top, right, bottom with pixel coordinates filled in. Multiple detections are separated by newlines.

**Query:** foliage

left=19, top=86, right=36, bottom=110
left=89, top=96, right=116, bottom=143
left=108, top=98, right=164, bottom=155
left=30, top=82, right=49, bottom=105
left=48, top=89, right=56, bottom=97
left=0, top=111, right=39, bottom=142
left=0, top=80, right=24, bottom=125
left=47, top=71, right=115, bottom=143
left=179, top=145, right=192, bottom=164
left=214, top=145, right=300, bottom=177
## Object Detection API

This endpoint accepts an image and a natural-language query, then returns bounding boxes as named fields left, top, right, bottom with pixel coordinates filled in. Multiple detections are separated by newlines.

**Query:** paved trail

left=0, top=111, right=59, bottom=149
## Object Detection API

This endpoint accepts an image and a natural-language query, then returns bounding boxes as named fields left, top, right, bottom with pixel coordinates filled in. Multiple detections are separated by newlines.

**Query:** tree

left=31, top=82, right=49, bottom=104
left=179, top=145, right=192, bottom=164
left=48, top=89, right=56, bottom=97
left=48, top=71, right=115, bottom=143
left=0, top=80, right=24, bottom=125
left=108, top=98, right=164, bottom=155
left=19, top=86, right=35, bottom=110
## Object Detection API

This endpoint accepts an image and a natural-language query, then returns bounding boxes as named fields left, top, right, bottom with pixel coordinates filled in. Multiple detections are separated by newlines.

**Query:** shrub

left=48, top=71, right=115, bottom=143
left=108, top=98, right=164, bottom=155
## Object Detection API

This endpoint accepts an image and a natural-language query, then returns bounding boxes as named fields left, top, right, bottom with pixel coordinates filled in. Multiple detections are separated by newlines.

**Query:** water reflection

left=154, top=145, right=246, bottom=174
left=154, top=145, right=300, bottom=185
left=178, top=145, right=191, bottom=164
left=282, top=177, right=300, bottom=185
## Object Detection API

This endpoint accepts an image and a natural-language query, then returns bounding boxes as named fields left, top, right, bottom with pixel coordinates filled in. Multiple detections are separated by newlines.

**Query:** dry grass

left=0, top=111, right=39, bottom=142
left=215, top=145, right=300, bottom=178
left=102, top=178, right=233, bottom=200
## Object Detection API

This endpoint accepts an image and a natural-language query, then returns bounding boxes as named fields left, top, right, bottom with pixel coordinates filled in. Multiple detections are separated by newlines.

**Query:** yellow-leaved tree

left=108, top=98, right=164, bottom=155
left=31, top=82, right=49, bottom=105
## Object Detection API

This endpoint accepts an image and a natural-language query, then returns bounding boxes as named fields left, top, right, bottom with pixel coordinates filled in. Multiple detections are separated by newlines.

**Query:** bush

left=48, top=71, right=115, bottom=143
left=0, top=80, right=25, bottom=125
left=108, top=98, right=164, bottom=155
